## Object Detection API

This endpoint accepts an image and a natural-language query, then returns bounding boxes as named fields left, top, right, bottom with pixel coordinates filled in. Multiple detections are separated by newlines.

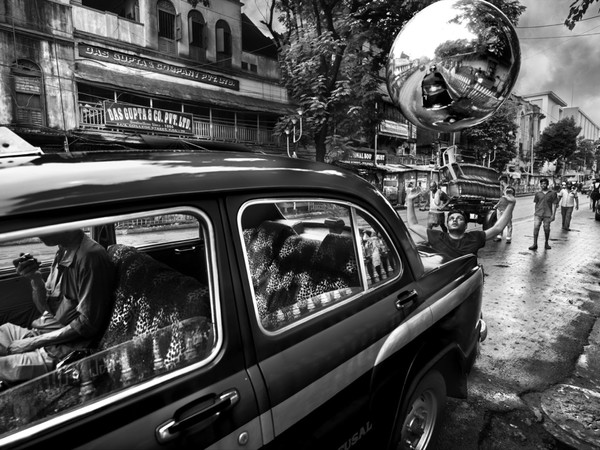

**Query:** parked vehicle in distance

left=0, top=130, right=486, bottom=450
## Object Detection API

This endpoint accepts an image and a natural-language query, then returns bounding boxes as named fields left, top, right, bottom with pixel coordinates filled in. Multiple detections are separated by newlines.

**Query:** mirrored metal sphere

left=386, top=0, right=520, bottom=132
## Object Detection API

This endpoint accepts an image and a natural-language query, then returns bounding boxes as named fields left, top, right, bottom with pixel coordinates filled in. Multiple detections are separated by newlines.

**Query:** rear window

left=240, top=199, right=401, bottom=333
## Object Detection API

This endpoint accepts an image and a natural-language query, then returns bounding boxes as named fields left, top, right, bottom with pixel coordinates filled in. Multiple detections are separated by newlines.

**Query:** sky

left=242, top=0, right=600, bottom=126
left=513, top=0, right=600, bottom=126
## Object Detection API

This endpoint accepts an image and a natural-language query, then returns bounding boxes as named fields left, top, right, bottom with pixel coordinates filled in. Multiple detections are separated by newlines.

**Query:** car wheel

left=393, top=370, right=446, bottom=450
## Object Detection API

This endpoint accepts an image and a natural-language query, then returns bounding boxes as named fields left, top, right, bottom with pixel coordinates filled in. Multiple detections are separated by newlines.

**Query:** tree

left=258, top=0, right=525, bottom=162
left=572, top=137, right=597, bottom=172
left=534, top=117, right=581, bottom=175
left=565, top=0, right=600, bottom=29
left=460, top=96, right=519, bottom=171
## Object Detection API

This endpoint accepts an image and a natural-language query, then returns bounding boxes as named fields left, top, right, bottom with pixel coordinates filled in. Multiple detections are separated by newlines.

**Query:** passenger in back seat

left=0, top=230, right=115, bottom=387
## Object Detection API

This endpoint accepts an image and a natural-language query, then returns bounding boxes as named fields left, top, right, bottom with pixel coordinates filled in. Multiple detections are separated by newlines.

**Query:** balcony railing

left=78, top=102, right=278, bottom=145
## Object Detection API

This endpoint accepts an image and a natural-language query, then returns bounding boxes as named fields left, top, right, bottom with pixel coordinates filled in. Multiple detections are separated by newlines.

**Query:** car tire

left=392, top=370, right=446, bottom=450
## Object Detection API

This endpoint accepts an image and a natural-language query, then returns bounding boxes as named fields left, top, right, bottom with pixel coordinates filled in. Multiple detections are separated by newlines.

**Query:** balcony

left=78, top=102, right=278, bottom=145
left=72, top=4, right=146, bottom=47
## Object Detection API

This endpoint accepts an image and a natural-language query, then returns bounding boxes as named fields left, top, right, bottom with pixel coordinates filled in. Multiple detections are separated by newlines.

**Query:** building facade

left=520, top=91, right=567, bottom=133
left=561, top=106, right=600, bottom=142
left=0, top=0, right=294, bottom=152
left=512, top=94, right=544, bottom=179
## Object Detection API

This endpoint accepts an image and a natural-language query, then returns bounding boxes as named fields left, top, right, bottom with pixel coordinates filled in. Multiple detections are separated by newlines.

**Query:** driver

left=0, top=229, right=115, bottom=387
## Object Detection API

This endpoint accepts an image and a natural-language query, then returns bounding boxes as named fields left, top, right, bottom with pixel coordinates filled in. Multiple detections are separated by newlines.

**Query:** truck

left=437, top=145, right=502, bottom=229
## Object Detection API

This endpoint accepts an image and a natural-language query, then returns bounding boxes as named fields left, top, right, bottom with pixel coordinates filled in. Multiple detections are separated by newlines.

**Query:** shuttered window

left=12, top=60, right=45, bottom=126
left=158, top=0, right=177, bottom=55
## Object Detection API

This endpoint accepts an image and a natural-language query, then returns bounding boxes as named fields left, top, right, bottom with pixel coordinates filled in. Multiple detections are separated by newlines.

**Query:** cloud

left=514, top=0, right=600, bottom=126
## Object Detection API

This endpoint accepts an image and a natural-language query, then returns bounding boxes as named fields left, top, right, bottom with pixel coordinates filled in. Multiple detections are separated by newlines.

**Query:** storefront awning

left=75, top=64, right=296, bottom=115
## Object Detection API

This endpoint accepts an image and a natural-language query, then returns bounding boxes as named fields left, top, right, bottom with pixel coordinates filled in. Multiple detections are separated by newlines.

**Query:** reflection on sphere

left=386, top=0, right=520, bottom=132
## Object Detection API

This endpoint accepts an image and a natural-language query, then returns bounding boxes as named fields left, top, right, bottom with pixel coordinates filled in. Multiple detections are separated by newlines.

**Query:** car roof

left=0, top=150, right=391, bottom=219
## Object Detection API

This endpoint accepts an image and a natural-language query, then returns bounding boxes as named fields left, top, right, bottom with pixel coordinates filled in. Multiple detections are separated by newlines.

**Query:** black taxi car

left=0, top=135, right=486, bottom=450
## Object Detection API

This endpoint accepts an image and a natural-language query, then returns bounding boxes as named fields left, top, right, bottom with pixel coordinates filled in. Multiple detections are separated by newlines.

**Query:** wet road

left=399, top=196, right=600, bottom=449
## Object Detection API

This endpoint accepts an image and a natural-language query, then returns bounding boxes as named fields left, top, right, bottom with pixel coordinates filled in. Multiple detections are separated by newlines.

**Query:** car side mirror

left=386, top=0, right=520, bottom=132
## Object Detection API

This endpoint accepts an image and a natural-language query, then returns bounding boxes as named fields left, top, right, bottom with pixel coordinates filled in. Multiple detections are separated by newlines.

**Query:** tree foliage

left=460, top=96, right=520, bottom=171
left=535, top=117, right=581, bottom=174
left=565, top=0, right=600, bottom=29
left=258, top=0, right=525, bottom=162
left=572, top=137, right=597, bottom=172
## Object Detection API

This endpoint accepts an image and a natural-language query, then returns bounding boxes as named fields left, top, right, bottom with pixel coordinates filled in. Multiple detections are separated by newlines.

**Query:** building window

left=158, top=0, right=178, bottom=55
left=242, top=61, right=257, bottom=73
left=12, top=60, right=45, bottom=127
left=188, top=10, right=206, bottom=61
left=215, top=20, right=232, bottom=67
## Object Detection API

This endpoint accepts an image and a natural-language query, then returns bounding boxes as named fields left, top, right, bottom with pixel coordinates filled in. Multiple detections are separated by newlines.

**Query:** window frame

left=11, top=60, right=45, bottom=127
left=188, top=10, right=205, bottom=48
left=238, top=198, right=402, bottom=336
left=215, top=19, right=232, bottom=66
left=0, top=206, right=223, bottom=441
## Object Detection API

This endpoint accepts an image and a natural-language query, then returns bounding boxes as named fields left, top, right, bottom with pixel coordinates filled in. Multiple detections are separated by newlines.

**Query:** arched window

left=157, top=0, right=178, bottom=55
left=12, top=60, right=45, bottom=126
left=215, top=20, right=232, bottom=67
left=189, top=10, right=206, bottom=61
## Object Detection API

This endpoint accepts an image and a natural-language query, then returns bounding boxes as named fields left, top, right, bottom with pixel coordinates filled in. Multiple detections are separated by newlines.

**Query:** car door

left=0, top=202, right=263, bottom=450
left=229, top=195, right=422, bottom=449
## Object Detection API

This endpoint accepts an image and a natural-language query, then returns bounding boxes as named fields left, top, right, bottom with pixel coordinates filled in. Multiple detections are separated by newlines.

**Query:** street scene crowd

left=405, top=177, right=600, bottom=261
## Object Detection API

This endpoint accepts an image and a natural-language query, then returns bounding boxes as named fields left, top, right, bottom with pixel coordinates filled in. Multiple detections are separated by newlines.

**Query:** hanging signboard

left=104, top=101, right=193, bottom=134
left=349, top=149, right=387, bottom=165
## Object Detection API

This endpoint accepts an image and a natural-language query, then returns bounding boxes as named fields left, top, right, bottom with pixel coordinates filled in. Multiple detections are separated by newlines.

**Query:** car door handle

left=395, top=289, right=418, bottom=311
left=156, top=389, right=239, bottom=443
left=174, top=246, right=196, bottom=254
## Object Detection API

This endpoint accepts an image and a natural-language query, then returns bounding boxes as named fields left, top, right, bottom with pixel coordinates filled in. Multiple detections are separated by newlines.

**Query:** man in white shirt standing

left=427, top=181, right=449, bottom=233
left=557, top=182, right=579, bottom=231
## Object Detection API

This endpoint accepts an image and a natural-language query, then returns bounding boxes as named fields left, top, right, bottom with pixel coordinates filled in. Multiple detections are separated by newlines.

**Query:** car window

left=0, top=209, right=219, bottom=441
left=240, top=200, right=401, bottom=333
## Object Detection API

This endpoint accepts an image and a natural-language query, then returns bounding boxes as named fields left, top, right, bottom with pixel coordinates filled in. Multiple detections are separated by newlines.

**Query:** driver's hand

left=14, top=254, right=41, bottom=277
left=8, top=338, right=35, bottom=355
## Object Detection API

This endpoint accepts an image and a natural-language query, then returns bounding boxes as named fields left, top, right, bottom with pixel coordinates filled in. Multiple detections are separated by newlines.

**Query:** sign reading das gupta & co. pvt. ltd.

left=104, top=101, right=193, bottom=134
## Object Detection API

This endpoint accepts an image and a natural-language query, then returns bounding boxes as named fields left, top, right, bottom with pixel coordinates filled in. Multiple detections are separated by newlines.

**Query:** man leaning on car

left=0, top=229, right=115, bottom=387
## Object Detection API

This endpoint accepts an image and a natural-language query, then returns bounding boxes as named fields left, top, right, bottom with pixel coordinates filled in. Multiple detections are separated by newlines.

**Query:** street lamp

left=285, top=109, right=303, bottom=158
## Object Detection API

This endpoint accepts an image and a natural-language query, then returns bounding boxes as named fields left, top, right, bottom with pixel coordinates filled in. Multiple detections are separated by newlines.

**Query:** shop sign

left=80, top=44, right=239, bottom=90
left=104, top=101, right=193, bottom=134
left=350, top=150, right=386, bottom=164
left=379, top=120, right=412, bottom=138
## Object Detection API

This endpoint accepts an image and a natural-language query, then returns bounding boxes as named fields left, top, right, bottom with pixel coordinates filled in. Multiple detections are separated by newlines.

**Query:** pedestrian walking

left=557, top=182, right=578, bottom=231
left=529, top=178, right=558, bottom=251
left=427, top=181, right=449, bottom=233
left=493, top=186, right=515, bottom=243
left=590, top=178, right=600, bottom=211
